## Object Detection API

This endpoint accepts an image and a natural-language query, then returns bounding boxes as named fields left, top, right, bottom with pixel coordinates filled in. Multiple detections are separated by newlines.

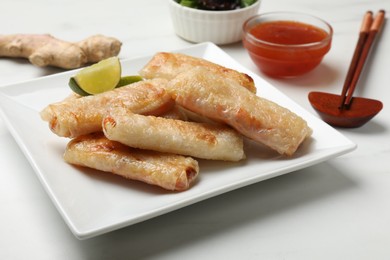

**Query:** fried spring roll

left=64, top=133, right=199, bottom=191
left=168, top=67, right=312, bottom=156
left=102, top=108, right=245, bottom=161
left=159, top=104, right=189, bottom=121
left=139, top=52, right=257, bottom=93
left=40, top=79, right=174, bottom=138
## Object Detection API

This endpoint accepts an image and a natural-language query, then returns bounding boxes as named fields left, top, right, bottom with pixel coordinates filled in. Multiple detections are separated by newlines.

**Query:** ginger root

left=0, top=34, right=122, bottom=69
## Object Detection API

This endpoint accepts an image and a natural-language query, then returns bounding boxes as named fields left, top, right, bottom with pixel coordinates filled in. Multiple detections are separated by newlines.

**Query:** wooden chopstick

left=339, top=10, right=386, bottom=110
left=338, top=11, right=373, bottom=109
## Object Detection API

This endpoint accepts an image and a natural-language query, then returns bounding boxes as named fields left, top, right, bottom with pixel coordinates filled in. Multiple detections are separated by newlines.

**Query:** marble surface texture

left=1, top=0, right=389, bottom=259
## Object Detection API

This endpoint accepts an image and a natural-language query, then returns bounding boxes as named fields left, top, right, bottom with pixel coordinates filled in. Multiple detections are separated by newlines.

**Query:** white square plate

left=0, top=42, right=356, bottom=239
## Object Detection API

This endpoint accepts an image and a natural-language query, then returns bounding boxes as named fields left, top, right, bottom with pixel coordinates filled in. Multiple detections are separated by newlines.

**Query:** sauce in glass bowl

left=242, top=12, right=333, bottom=78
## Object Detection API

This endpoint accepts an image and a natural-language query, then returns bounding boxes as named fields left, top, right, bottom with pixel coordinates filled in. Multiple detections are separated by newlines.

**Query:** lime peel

left=116, top=75, right=143, bottom=88
left=68, top=77, right=91, bottom=96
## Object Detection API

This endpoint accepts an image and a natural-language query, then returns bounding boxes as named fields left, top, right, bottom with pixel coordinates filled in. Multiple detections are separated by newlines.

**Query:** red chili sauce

left=243, top=21, right=331, bottom=77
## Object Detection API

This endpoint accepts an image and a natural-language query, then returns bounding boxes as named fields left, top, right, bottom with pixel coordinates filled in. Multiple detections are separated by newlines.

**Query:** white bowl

left=168, top=0, right=261, bottom=45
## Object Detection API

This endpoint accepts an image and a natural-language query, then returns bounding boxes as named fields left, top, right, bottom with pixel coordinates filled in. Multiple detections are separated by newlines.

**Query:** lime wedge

left=116, top=75, right=143, bottom=88
left=69, top=75, right=144, bottom=96
left=74, top=56, right=121, bottom=95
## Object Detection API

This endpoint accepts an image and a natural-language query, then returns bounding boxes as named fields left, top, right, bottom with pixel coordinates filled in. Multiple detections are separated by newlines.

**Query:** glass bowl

left=242, top=12, right=333, bottom=77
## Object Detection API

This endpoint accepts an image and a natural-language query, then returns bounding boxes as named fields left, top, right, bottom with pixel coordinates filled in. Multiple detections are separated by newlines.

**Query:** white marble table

left=1, top=0, right=389, bottom=259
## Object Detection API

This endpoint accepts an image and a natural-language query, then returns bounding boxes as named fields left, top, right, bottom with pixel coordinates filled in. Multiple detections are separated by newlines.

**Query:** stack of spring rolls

left=40, top=52, right=312, bottom=191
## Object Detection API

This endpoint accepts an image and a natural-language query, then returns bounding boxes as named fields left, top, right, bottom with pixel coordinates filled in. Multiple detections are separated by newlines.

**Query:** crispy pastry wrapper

left=102, top=108, right=245, bottom=161
left=64, top=133, right=199, bottom=191
left=139, top=52, right=256, bottom=93
left=40, top=78, right=174, bottom=138
left=167, top=67, right=312, bottom=156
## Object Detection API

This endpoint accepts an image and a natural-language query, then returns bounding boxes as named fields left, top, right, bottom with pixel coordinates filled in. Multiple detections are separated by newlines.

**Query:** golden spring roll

left=40, top=79, right=174, bottom=138
left=102, top=108, right=245, bottom=161
left=64, top=133, right=199, bottom=191
left=159, top=104, right=189, bottom=121
left=167, top=67, right=312, bottom=156
left=139, top=52, right=257, bottom=93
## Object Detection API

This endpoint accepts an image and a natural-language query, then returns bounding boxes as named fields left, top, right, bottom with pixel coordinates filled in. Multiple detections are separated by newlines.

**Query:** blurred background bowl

left=242, top=12, right=333, bottom=78
left=168, top=0, right=261, bottom=45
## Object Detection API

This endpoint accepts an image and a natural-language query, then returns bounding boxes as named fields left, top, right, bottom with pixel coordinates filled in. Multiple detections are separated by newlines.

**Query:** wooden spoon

left=308, top=10, right=385, bottom=128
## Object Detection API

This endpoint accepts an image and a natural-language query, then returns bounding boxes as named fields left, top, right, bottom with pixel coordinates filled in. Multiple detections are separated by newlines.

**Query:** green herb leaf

left=240, top=0, right=257, bottom=8
left=179, top=0, right=198, bottom=8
